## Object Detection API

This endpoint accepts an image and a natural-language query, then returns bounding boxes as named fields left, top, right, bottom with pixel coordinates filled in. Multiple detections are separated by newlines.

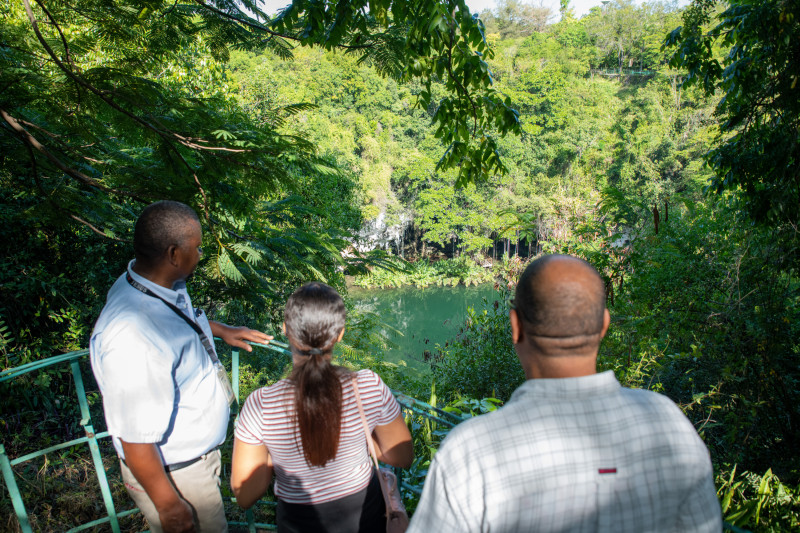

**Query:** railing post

left=0, top=443, right=32, bottom=533
left=246, top=508, right=257, bottom=533
left=70, top=361, right=121, bottom=533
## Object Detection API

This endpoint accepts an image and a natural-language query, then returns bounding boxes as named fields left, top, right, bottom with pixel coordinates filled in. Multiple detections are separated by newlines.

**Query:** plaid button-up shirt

left=408, top=371, right=721, bottom=533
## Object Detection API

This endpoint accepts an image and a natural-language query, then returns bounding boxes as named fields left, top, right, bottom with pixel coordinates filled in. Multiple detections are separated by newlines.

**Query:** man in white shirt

left=408, top=254, right=722, bottom=533
left=91, top=201, right=270, bottom=533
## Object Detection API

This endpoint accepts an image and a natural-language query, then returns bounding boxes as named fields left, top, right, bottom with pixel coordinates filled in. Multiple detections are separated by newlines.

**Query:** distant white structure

left=352, top=209, right=410, bottom=255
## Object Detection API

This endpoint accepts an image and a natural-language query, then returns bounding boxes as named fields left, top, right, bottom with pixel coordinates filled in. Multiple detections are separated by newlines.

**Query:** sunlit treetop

left=210, top=0, right=522, bottom=184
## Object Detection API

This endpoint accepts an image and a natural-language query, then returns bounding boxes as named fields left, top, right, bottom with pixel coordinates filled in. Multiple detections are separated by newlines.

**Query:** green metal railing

left=0, top=343, right=459, bottom=532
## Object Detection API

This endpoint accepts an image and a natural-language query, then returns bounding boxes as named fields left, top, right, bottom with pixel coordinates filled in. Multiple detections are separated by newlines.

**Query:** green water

left=348, top=283, right=503, bottom=374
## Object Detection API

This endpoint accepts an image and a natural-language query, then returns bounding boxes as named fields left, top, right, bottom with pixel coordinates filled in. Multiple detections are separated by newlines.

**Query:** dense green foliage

left=666, top=0, right=800, bottom=223
left=224, top=1, right=701, bottom=266
left=3, top=0, right=800, bottom=530
left=352, top=256, right=491, bottom=288
left=1, top=0, right=338, bottom=366
left=0, top=0, right=520, bottom=364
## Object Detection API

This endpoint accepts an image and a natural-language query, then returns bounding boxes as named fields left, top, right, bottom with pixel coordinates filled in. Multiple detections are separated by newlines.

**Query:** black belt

left=120, top=447, right=218, bottom=473
left=165, top=454, right=205, bottom=472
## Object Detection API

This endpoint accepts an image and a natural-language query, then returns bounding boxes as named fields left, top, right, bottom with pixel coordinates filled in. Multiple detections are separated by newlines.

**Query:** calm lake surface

left=348, top=283, right=503, bottom=375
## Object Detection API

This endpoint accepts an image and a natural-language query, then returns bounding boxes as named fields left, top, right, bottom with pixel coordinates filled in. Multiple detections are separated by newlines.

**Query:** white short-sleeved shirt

left=90, top=260, right=229, bottom=465
left=408, top=370, right=722, bottom=533
left=235, top=369, right=400, bottom=504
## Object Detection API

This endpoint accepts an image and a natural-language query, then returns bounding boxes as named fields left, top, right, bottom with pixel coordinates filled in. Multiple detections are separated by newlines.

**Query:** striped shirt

left=235, top=369, right=400, bottom=504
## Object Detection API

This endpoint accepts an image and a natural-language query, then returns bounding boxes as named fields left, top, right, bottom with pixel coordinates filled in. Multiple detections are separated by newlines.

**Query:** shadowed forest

left=1, top=0, right=799, bottom=530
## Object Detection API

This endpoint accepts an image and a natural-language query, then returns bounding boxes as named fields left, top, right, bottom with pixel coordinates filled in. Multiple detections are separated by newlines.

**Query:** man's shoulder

left=617, top=386, right=708, bottom=449
left=94, top=275, right=167, bottom=332
left=91, top=276, right=175, bottom=355
left=436, top=384, right=703, bottom=457
left=618, top=386, right=689, bottom=417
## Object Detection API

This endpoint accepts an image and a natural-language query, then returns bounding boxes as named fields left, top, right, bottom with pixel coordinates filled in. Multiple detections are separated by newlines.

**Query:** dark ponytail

left=284, top=282, right=349, bottom=467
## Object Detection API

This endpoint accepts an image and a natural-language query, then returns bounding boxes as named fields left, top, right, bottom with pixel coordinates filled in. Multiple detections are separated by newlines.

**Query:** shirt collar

left=508, top=370, right=621, bottom=404
left=127, top=259, right=191, bottom=311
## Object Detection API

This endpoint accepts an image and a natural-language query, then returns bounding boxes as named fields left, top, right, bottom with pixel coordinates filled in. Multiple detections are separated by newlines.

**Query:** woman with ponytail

left=231, top=282, right=413, bottom=532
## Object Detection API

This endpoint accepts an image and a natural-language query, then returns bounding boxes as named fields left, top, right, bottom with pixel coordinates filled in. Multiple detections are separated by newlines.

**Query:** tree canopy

left=0, top=0, right=521, bottom=356
left=1, top=0, right=520, bottom=247
left=666, top=0, right=800, bottom=223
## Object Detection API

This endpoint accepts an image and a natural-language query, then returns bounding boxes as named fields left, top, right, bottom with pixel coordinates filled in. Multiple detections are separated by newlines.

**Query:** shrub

left=430, top=288, right=524, bottom=402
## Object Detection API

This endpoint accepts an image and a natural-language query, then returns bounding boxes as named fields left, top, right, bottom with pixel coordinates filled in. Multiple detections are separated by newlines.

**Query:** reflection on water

left=348, top=283, right=502, bottom=373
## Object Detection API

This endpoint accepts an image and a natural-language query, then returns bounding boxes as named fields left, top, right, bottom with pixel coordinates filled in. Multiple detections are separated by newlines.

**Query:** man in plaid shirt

left=408, top=254, right=721, bottom=532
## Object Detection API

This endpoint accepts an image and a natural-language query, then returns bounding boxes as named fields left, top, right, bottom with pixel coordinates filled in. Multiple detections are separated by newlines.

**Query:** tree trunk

left=653, top=205, right=660, bottom=234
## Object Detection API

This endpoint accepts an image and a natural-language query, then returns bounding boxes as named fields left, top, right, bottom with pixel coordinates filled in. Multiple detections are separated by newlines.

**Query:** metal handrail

left=1, top=353, right=119, bottom=532
left=0, top=342, right=457, bottom=532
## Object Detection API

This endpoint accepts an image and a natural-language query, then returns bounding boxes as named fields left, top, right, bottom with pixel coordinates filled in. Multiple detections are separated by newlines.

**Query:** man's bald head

left=514, top=255, right=606, bottom=339
left=134, top=201, right=199, bottom=266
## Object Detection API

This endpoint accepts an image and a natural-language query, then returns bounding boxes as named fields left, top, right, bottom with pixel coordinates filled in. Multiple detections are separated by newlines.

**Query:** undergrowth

left=351, top=255, right=527, bottom=289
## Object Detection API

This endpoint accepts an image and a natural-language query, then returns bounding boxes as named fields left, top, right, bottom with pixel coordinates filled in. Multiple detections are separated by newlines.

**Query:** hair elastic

left=307, top=348, right=322, bottom=356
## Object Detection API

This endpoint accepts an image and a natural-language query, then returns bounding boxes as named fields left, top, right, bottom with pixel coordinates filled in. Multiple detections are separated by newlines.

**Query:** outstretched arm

left=372, top=413, right=414, bottom=469
left=231, top=437, right=274, bottom=509
left=209, top=321, right=272, bottom=352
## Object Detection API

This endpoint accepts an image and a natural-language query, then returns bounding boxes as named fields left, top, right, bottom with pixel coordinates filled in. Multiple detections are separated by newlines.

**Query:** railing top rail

left=0, top=348, right=89, bottom=383
left=0, top=340, right=295, bottom=384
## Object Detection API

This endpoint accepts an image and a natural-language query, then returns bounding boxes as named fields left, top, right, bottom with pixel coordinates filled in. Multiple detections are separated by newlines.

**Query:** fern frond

left=216, top=248, right=246, bottom=283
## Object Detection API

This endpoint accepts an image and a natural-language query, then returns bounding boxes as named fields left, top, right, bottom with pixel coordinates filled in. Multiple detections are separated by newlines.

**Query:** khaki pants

left=120, top=449, right=228, bottom=533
